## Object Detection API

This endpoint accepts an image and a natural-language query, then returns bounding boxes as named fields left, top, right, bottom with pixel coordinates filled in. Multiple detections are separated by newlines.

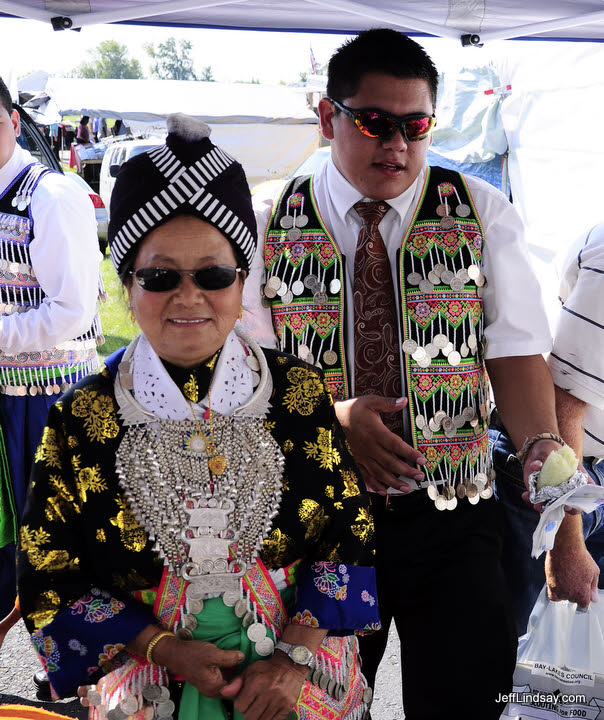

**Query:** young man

left=0, top=77, right=103, bottom=689
left=242, top=30, right=563, bottom=719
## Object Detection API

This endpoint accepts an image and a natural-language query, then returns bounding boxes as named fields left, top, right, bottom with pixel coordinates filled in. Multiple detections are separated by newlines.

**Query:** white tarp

left=4, top=1, right=604, bottom=43
left=25, top=77, right=318, bottom=124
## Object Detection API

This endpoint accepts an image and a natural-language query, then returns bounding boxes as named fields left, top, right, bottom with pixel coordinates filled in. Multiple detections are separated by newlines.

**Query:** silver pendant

left=188, top=598, right=204, bottom=614
left=120, top=695, right=139, bottom=715
left=222, top=589, right=240, bottom=607
left=295, top=213, right=308, bottom=227
left=142, top=685, right=162, bottom=701
left=287, top=227, right=302, bottom=241
left=456, top=203, right=471, bottom=217
left=402, top=339, right=418, bottom=354
left=255, top=636, right=275, bottom=656
left=407, top=271, right=422, bottom=286
left=329, top=278, right=341, bottom=294
left=440, top=216, right=455, bottom=230
left=291, top=280, right=304, bottom=296
left=234, top=598, right=248, bottom=618
left=247, top=622, right=266, bottom=642
left=323, top=350, right=337, bottom=366
left=280, top=215, right=294, bottom=229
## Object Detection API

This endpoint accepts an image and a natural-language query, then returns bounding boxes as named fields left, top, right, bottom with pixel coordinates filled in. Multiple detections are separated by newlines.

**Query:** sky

left=0, top=15, right=494, bottom=88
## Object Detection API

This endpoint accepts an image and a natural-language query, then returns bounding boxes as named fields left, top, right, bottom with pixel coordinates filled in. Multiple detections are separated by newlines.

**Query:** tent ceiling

left=3, top=0, right=604, bottom=43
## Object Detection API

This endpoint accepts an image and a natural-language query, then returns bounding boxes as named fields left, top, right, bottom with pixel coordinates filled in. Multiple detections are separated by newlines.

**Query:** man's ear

left=318, top=97, right=336, bottom=141
left=11, top=110, right=20, bottom=138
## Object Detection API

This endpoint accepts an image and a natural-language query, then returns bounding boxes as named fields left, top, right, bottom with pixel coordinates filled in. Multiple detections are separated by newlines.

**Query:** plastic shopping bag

left=500, top=586, right=604, bottom=719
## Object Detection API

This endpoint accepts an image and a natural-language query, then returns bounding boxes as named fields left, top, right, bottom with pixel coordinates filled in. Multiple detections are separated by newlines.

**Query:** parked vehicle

left=15, top=104, right=108, bottom=254
left=99, top=137, right=164, bottom=216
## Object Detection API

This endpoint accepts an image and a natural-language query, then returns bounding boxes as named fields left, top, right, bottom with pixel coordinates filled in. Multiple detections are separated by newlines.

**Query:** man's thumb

left=379, top=396, right=407, bottom=412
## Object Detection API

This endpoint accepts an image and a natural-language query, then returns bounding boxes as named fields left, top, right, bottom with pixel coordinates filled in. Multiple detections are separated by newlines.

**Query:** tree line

left=74, top=38, right=215, bottom=81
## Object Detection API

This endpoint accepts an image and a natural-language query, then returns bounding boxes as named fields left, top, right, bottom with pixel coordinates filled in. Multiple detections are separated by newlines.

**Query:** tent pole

left=66, top=0, right=248, bottom=29
left=304, top=0, right=463, bottom=41
left=0, top=0, right=53, bottom=23
left=478, top=9, right=604, bottom=42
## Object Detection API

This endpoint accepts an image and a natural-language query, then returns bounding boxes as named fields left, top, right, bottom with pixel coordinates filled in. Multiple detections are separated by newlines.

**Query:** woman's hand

left=154, top=637, right=245, bottom=697
left=221, top=654, right=307, bottom=720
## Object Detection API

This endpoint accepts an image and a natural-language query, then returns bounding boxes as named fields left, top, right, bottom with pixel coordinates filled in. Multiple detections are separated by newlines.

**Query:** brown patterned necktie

left=353, top=200, right=402, bottom=435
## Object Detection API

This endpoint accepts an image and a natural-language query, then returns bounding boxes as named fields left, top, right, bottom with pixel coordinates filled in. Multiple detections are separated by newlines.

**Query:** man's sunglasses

left=330, top=99, right=436, bottom=142
left=131, top=265, right=242, bottom=292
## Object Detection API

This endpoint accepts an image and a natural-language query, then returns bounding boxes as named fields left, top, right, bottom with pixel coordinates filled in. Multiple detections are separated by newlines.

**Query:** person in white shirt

left=492, top=224, right=604, bottom=634
left=241, top=29, right=563, bottom=720
left=0, top=77, right=103, bottom=681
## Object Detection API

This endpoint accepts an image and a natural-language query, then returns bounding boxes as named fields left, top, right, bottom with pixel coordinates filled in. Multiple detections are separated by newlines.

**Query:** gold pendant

left=208, top=454, right=227, bottom=476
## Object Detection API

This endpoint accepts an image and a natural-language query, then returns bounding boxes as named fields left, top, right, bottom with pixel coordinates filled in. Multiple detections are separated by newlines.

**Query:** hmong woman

left=17, top=115, right=380, bottom=720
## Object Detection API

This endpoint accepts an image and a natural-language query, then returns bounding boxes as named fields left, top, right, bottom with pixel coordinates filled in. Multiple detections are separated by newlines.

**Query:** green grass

left=98, top=256, right=139, bottom=361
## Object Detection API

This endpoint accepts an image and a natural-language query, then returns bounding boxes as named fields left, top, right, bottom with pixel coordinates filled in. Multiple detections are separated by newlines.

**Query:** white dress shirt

left=549, top=224, right=604, bottom=459
left=0, top=144, right=101, bottom=354
left=243, top=156, right=552, bottom=392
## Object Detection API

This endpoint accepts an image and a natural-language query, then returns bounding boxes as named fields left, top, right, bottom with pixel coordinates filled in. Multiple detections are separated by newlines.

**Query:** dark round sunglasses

left=131, top=265, right=242, bottom=293
left=330, top=98, right=436, bottom=142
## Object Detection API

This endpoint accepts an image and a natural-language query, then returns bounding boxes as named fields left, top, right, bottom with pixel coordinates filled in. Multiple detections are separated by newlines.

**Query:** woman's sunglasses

left=131, top=265, right=242, bottom=293
left=330, top=99, right=436, bottom=142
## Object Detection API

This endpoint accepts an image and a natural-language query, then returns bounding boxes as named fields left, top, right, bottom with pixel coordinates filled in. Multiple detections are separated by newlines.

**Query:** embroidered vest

left=263, top=168, right=494, bottom=508
left=0, top=162, right=104, bottom=396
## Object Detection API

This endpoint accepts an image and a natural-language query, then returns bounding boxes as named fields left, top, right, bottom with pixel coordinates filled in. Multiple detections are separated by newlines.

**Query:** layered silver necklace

left=114, top=331, right=285, bottom=595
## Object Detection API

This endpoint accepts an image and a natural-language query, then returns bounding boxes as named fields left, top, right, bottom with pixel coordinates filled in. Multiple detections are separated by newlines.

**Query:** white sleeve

left=467, top=176, right=553, bottom=359
left=239, top=185, right=283, bottom=349
left=0, top=172, right=101, bottom=353
left=548, top=224, right=604, bottom=409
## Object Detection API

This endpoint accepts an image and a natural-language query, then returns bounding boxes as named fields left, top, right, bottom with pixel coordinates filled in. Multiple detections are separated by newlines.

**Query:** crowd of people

left=0, top=26, right=602, bottom=720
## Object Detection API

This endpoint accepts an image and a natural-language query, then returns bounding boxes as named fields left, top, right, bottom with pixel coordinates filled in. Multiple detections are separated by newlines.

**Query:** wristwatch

left=274, top=640, right=315, bottom=667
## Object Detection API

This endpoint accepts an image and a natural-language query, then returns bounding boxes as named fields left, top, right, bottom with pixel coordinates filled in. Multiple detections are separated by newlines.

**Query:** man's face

left=0, top=107, right=19, bottom=170
left=319, top=72, right=434, bottom=200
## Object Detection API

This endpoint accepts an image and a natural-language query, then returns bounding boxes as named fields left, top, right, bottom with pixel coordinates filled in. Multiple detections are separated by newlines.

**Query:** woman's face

left=127, top=215, right=245, bottom=368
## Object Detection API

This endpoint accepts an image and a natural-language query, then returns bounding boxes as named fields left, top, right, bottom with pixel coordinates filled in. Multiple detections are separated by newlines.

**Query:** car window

left=129, top=144, right=160, bottom=159
left=18, top=119, right=52, bottom=168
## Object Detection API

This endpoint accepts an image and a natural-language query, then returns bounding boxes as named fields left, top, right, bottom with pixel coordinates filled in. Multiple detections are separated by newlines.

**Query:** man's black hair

left=326, top=28, right=439, bottom=109
left=0, top=77, right=13, bottom=115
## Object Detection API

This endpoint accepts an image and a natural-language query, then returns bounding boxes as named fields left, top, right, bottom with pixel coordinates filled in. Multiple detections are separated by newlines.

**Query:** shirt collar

left=323, top=154, right=425, bottom=222
left=0, top=144, right=31, bottom=193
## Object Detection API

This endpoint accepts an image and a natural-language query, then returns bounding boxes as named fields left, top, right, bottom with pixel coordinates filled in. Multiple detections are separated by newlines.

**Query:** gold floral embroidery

left=112, top=568, right=154, bottom=591
left=351, top=507, right=374, bottom=544
left=277, top=356, right=288, bottom=365
left=71, top=387, right=119, bottom=444
left=110, top=496, right=147, bottom=552
left=283, top=439, right=294, bottom=452
left=325, top=485, right=334, bottom=499
left=303, top=428, right=341, bottom=470
left=27, top=589, right=61, bottom=630
left=71, top=453, right=82, bottom=475
left=45, top=476, right=80, bottom=523
left=326, top=543, right=341, bottom=561
left=96, top=529, right=107, bottom=542
left=183, top=375, right=199, bottom=402
left=322, top=377, right=334, bottom=406
left=262, top=528, right=294, bottom=566
left=340, top=470, right=361, bottom=498
left=20, top=525, right=79, bottom=573
left=263, top=420, right=276, bottom=432
left=77, top=465, right=107, bottom=503
left=281, top=475, right=290, bottom=492
left=298, top=499, right=329, bottom=541
left=334, top=502, right=344, bottom=510
left=67, top=435, right=78, bottom=449
left=34, top=428, right=63, bottom=469
left=283, top=367, right=325, bottom=416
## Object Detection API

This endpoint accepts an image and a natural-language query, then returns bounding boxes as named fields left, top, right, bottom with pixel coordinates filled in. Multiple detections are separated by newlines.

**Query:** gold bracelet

left=516, top=432, right=565, bottom=463
left=145, top=630, right=175, bottom=665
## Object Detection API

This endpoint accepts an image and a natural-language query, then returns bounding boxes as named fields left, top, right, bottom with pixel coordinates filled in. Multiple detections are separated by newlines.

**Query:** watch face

left=291, top=645, right=312, bottom=665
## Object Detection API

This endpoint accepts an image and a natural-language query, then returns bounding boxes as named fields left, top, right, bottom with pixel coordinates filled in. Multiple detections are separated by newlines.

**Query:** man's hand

left=335, top=395, right=426, bottom=494
left=221, top=654, right=307, bottom=720
left=546, top=531, right=600, bottom=609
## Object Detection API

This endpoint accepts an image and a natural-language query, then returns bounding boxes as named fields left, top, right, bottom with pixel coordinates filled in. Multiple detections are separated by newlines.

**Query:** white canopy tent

left=3, top=0, right=604, bottom=43
left=19, top=77, right=321, bottom=187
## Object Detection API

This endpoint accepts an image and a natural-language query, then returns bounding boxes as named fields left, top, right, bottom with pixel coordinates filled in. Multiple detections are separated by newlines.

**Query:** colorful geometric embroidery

left=418, top=429, right=490, bottom=473
left=154, top=567, right=187, bottom=630
left=243, top=556, right=288, bottom=636
left=406, top=221, right=483, bottom=261
left=265, top=235, right=339, bottom=270
left=410, top=362, right=483, bottom=402
left=407, top=292, right=482, bottom=330
left=272, top=304, right=339, bottom=341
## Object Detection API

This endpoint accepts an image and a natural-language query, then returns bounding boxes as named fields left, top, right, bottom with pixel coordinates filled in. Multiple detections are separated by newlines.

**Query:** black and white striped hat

left=108, top=113, right=257, bottom=276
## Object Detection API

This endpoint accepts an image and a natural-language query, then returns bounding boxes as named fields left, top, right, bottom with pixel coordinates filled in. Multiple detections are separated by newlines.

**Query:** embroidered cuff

left=291, top=561, right=381, bottom=635
left=31, top=588, right=153, bottom=698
